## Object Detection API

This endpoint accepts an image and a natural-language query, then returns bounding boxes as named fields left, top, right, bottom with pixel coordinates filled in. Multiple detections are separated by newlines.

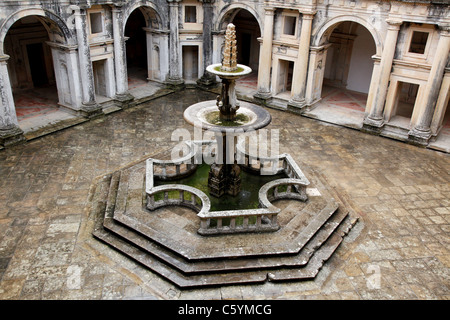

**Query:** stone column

left=365, top=55, right=381, bottom=116
left=254, top=7, right=275, bottom=100
left=304, top=45, right=328, bottom=105
left=197, top=0, right=216, bottom=88
left=288, top=11, right=315, bottom=110
left=166, top=0, right=185, bottom=88
left=430, top=68, right=450, bottom=135
left=409, top=26, right=450, bottom=144
left=0, top=54, right=25, bottom=147
left=112, top=3, right=134, bottom=105
left=74, top=7, right=102, bottom=118
left=363, top=19, right=402, bottom=131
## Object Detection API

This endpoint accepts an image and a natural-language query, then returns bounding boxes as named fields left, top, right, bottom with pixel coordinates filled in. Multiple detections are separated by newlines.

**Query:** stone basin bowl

left=206, top=63, right=252, bottom=80
left=183, top=100, right=272, bottom=134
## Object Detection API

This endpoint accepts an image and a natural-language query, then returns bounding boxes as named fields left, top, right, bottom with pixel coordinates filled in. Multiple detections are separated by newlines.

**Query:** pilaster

left=111, top=3, right=134, bottom=107
left=166, top=0, right=185, bottom=89
left=288, top=11, right=315, bottom=112
left=197, top=0, right=217, bottom=88
left=363, top=19, right=402, bottom=133
left=254, top=7, right=275, bottom=101
left=0, top=54, right=25, bottom=147
left=408, top=25, right=450, bottom=145
left=74, top=7, right=103, bottom=118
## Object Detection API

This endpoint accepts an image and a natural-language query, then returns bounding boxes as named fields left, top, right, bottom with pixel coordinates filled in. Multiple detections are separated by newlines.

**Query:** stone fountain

left=184, top=23, right=273, bottom=198
left=90, top=23, right=359, bottom=288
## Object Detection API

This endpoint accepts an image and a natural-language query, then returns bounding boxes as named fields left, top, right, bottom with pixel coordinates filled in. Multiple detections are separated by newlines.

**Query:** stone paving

left=0, top=89, right=449, bottom=300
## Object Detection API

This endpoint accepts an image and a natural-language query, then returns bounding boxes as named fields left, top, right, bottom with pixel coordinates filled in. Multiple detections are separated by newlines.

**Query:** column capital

left=438, top=24, right=450, bottom=36
left=264, top=7, right=276, bottom=15
left=109, top=1, right=125, bottom=8
left=111, top=4, right=124, bottom=12
left=386, top=19, right=402, bottom=30
left=300, top=11, right=317, bottom=19
left=167, top=0, right=182, bottom=3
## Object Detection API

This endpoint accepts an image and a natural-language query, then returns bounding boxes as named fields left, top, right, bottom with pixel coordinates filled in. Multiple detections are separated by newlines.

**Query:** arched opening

left=219, top=8, right=261, bottom=94
left=320, top=21, right=376, bottom=116
left=232, top=10, right=261, bottom=71
left=125, top=8, right=148, bottom=88
left=124, top=6, right=165, bottom=88
left=3, top=15, right=74, bottom=132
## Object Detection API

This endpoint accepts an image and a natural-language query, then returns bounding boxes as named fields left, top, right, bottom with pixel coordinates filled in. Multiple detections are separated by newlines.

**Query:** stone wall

left=0, top=0, right=448, bottom=148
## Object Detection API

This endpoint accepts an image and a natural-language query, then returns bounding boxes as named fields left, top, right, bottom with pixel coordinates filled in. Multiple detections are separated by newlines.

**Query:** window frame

left=88, top=10, right=105, bottom=36
left=184, top=5, right=197, bottom=24
left=281, top=12, right=298, bottom=39
left=403, top=26, right=433, bottom=60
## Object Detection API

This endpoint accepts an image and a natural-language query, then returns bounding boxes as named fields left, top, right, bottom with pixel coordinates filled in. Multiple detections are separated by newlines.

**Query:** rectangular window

left=185, top=6, right=197, bottom=23
left=89, top=12, right=103, bottom=34
left=408, top=31, right=429, bottom=54
left=283, top=16, right=297, bottom=36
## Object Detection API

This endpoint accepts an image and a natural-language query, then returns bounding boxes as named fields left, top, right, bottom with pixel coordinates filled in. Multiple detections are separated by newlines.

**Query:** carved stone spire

left=221, top=23, right=238, bottom=72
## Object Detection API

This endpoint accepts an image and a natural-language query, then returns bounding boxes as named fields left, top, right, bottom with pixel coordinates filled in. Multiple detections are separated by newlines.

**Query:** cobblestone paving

left=0, top=89, right=449, bottom=300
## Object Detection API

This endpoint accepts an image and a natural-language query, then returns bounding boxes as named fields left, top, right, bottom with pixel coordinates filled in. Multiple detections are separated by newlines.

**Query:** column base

left=165, top=77, right=185, bottom=90
left=253, top=90, right=272, bottom=105
left=408, top=127, right=432, bottom=146
left=362, top=116, right=384, bottom=134
left=196, top=74, right=217, bottom=90
left=115, top=92, right=135, bottom=109
left=287, top=98, right=307, bottom=114
left=0, top=125, right=25, bottom=147
left=80, top=101, right=103, bottom=119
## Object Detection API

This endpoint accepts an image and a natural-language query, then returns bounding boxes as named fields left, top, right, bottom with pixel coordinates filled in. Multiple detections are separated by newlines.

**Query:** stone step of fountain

left=91, top=163, right=358, bottom=288
left=99, top=201, right=350, bottom=274
left=93, top=212, right=355, bottom=288
left=105, top=162, right=345, bottom=261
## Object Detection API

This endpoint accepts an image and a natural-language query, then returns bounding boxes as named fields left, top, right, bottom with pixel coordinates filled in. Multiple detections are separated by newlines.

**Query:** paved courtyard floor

left=0, top=89, right=449, bottom=300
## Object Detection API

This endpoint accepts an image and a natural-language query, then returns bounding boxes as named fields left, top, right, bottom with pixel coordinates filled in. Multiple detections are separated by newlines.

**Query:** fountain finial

left=221, top=23, right=238, bottom=72
left=204, top=23, right=252, bottom=122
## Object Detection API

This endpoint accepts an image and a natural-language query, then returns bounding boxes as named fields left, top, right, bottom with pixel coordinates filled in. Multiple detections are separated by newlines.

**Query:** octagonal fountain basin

left=183, top=100, right=272, bottom=133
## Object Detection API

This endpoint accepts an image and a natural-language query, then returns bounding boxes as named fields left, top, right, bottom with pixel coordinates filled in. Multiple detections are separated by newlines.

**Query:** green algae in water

left=204, top=111, right=250, bottom=126
left=214, top=66, right=245, bottom=74
left=154, top=163, right=287, bottom=212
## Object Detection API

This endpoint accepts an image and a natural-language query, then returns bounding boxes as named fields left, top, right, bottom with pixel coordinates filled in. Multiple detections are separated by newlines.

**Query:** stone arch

left=123, top=2, right=164, bottom=32
left=215, top=3, right=262, bottom=32
left=305, top=16, right=380, bottom=108
left=0, top=8, right=78, bottom=133
left=215, top=5, right=262, bottom=72
left=122, top=3, right=166, bottom=83
left=313, top=15, right=382, bottom=56
left=0, top=8, right=72, bottom=54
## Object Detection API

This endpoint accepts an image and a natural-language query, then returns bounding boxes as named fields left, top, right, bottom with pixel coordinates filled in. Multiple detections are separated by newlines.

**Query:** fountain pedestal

left=187, top=23, right=258, bottom=197
left=183, top=99, right=271, bottom=198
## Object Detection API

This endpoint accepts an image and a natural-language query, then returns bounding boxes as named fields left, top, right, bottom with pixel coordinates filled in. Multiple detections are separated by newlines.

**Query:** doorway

left=275, top=59, right=294, bottom=96
left=26, top=43, right=50, bottom=87
left=125, top=8, right=148, bottom=86
left=93, top=60, right=108, bottom=97
left=394, top=82, right=419, bottom=119
left=182, top=45, right=199, bottom=81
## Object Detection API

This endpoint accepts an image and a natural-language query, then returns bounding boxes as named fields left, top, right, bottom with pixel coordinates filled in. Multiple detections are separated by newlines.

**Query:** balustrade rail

left=145, top=140, right=310, bottom=235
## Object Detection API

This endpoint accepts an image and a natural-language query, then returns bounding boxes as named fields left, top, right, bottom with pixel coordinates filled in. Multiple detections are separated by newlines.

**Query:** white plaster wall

left=346, top=26, right=376, bottom=94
